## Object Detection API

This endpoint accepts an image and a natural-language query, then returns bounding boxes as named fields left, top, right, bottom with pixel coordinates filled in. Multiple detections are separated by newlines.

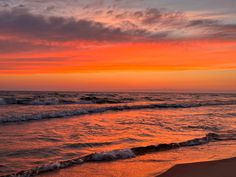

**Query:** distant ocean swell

left=3, top=133, right=236, bottom=177
left=0, top=93, right=236, bottom=106
left=0, top=96, right=132, bottom=105
left=1, top=101, right=236, bottom=124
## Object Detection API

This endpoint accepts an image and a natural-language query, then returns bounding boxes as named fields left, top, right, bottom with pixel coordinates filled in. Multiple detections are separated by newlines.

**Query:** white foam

left=29, top=98, right=60, bottom=105
left=38, top=162, right=61, bottom=172
left=90, top=149, right=135, bottom=161
left=1, top=101, right=236, bottom=123
left=5, top=133, right=236, bottom=177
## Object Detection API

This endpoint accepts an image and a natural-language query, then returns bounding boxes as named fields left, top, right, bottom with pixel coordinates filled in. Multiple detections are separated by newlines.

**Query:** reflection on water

left=40, top=141, right=236, bottom=177
left=0, top=92, right=236, bottom=176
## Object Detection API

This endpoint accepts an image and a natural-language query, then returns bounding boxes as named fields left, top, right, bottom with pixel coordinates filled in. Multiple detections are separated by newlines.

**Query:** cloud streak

left=0, top=3, right=236, bottom=74
left=0, top=8, right=159, bottom=43
left=0, top=7, right=235, bottom=46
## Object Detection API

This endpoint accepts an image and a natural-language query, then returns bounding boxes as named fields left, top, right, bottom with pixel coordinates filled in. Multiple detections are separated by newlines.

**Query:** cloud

left=0, top=6, right=235, bottom=55
left=0, top=39, right=65, bottom=53
left=0, top=56, right=71, bottom=73
left=45, top=5, right=56, bottom=12
left=0, top=57, right=68, bottom=63
left=0, top=8, right=165, bottom=42
left=187, top=19, right=219, bottom=27
left=140, top=8, right=184, bottom=26
left=113, top=8, right=236, bottom=40
left=114, top=8, right=184, bottom=25
left=186, top=19, right=236, bottom=40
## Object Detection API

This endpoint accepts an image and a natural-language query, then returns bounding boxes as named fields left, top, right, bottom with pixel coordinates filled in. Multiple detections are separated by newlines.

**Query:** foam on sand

left=3, top=133, right=236, bottom=177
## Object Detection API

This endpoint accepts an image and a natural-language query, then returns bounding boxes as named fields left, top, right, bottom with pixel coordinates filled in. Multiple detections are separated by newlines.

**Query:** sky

left=0, top=0, right=236, bottom=92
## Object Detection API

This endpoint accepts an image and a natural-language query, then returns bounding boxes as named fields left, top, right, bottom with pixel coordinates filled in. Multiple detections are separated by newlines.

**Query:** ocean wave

left=0, top=97, right=86, bottom=105
left=64, top=142, right=114, bottom=149
left=1, top=101, right=236, bottom=124
left=0, top=95, right=133, bottom=105
left=1, top=92, right=236, bottom=106
left=0, top=98, right=6, bottom=105
left=3, top=133, right=236, bottom=177
left=64, top=138, right=142, bottom=149
left=183, top=125, right=220, bottom=131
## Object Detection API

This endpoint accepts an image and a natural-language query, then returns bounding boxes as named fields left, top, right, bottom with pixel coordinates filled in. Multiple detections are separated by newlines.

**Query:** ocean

left=0, top=91, right=236, bottom=176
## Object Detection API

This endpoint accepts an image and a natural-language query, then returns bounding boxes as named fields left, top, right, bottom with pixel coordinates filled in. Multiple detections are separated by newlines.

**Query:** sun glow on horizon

left=0, top=0, right=236, bottom=92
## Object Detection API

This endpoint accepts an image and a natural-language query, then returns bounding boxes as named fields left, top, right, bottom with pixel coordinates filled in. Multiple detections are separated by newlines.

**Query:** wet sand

left=157, top=157, right=236, bottom=177
left=39, top=157, right=236, bottom=177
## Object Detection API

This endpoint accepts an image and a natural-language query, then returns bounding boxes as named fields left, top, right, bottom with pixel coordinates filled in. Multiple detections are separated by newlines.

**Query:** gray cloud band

left=0, top=7, right=235, bottom=53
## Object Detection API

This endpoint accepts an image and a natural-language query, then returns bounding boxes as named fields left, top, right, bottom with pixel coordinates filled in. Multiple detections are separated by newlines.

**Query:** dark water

left=0, top=92, right=236, bottom=176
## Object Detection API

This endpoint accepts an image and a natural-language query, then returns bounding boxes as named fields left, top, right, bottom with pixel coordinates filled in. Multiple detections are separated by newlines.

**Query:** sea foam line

left=1, top=101, right=236, bottom=124
left=3, top=133, right=236, bottom=177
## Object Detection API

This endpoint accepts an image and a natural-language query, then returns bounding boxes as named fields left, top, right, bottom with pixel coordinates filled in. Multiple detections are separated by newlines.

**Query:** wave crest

left=1, top=101, right=236, bottom=124
left=4, top=133, right=236, bottom=177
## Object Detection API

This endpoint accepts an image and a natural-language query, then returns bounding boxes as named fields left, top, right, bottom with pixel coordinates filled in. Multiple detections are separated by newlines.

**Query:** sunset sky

left=0, top=0, right=236, bottom=92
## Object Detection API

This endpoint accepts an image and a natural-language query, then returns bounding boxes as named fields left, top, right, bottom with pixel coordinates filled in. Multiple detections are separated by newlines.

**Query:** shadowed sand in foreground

left=157, top=157, right=236, bottom=177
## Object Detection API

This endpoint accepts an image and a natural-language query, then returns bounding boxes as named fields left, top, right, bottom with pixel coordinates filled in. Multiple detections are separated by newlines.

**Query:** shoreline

left=157, top=157, right=236, bottom=177
left=38, top=156, right=236, bottom=177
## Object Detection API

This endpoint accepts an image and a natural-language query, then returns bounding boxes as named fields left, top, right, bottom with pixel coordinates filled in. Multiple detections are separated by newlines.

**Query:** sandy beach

left=37, top=157, right=236, bottom=177
left=157, top=157, right=236, bottom=177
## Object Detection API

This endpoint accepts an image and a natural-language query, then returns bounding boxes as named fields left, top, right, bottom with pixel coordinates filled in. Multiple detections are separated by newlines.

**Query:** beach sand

left=157, top=157, right=236, bottom=177
left=39, top=157, right=236, bottom=177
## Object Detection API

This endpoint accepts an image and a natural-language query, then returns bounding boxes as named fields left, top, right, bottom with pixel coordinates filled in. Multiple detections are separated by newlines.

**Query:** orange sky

left=1, top=70, right=236, bottom=92
left=1, top=40, right=236, bottom=73
left=1, top=40, right=236, bottom=92
left=0, top=1, right=236, bottom=92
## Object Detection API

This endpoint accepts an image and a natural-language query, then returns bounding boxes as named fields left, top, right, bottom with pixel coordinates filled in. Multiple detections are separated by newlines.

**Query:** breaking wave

left=1, top=101, right=236, bottom=124
left=3, top=133, right=236, bottom=177
left=0, top=94, right=134, bottom=105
